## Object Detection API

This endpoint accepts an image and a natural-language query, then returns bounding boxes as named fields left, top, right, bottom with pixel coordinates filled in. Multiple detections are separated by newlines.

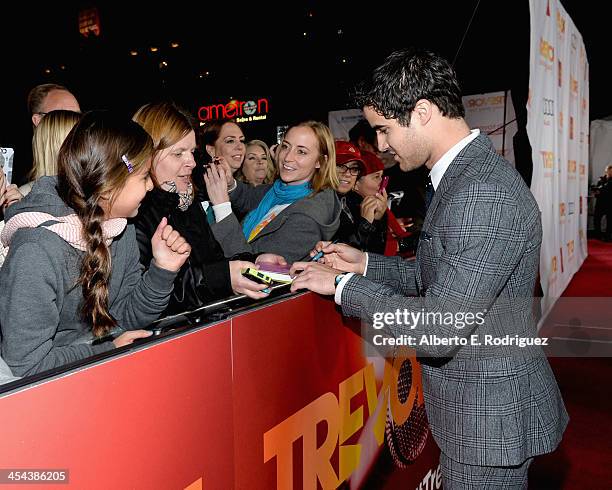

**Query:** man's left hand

left=290, top=262, right=339, bottom=295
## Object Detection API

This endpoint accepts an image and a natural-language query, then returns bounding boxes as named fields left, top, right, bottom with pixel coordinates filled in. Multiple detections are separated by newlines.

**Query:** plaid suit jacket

left=340, top=134, right=568, bottom=466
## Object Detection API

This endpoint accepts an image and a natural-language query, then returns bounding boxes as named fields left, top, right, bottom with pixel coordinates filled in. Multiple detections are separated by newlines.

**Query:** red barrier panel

left=0, top=293, right=440, bottom=490
left=0, top=321, right=235, bottom=489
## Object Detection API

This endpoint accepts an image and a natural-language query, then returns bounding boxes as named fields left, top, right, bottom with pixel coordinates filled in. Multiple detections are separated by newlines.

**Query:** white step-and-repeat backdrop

left=527, top=0, right=589, bottom=317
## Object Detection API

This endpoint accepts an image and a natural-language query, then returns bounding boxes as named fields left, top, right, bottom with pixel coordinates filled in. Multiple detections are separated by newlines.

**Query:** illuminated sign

left=78, top=8, right=100, bottom=37
left=198, top=97, right=269, bottom=123
left=466, top=95, right=504, bottom=108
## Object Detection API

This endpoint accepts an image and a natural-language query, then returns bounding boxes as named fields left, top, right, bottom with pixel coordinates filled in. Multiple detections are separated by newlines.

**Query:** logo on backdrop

left=541, top=151, right=555, bottom=172
left=569, top=117, right=574, bottom=139
left=568, top=201, right=575, bottom=215
left=557, top=11, right=566, bottom=36
left=558, top=61, right=563, bottom=87
left=568, top=160, right=577, bottom=174
left=571, top=76, right=578, bottom=96
left=543, top=98, right=554, bottom=116
left=540, top=38, right=555, bottom=63
left=548, top=255, right=558, bottom=287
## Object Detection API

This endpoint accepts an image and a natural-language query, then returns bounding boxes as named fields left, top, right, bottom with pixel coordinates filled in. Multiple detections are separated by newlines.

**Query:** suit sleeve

left=365, top=252, right=418, bottom=297
left=340, top=183, right=528, bottom=357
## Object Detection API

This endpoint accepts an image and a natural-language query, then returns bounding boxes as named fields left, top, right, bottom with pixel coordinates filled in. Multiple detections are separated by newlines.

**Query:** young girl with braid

left=0, top=111, right=191, bottom=377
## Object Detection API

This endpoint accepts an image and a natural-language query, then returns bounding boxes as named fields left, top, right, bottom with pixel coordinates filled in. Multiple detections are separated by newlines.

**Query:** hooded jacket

left=211, top=180, right=341, bottom=263
left=0, top=177, right=177, bottom=376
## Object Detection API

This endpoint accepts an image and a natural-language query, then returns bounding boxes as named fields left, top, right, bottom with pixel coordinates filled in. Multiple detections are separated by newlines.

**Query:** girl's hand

left=113, top=329, right=152, bottom=347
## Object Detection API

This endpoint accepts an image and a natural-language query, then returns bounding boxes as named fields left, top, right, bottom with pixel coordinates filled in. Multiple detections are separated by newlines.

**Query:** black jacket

left=133, top=186, right=236, bottom=315
left=334, top=192, right=387, bottom=254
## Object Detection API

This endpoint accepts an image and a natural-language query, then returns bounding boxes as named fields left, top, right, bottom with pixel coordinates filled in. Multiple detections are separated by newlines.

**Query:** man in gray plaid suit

left=291, top=48, right=568, bottom=488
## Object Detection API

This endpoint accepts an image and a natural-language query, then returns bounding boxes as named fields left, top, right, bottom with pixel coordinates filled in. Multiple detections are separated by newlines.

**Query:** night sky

left=0, top=0, right=605, bottom=184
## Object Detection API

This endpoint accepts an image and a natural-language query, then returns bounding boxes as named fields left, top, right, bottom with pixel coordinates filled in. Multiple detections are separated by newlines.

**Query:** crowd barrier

left=0, top=291, right=440, bottom=489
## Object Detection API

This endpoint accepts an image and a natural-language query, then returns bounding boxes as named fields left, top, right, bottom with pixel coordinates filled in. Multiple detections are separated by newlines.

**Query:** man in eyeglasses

left=27, top=83, right=81, bottom=127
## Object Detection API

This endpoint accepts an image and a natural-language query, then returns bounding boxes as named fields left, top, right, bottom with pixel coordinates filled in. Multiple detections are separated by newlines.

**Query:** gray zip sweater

left=0, top=177, right=177, bottom=376
left=211, top=181, right=341, bottom=262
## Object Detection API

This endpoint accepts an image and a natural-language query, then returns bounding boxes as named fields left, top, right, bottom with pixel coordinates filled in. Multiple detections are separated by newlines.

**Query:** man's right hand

left=311, top=241, right=366, bottom=275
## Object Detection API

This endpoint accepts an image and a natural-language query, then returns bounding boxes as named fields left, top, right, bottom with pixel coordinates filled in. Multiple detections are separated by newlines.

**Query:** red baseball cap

left=335, top=140, right=365, bottom=168
left=360, top=150, right=385, bottom=175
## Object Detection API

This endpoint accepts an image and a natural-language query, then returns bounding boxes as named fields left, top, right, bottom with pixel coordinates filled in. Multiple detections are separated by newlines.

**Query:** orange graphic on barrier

left=263, top=350, right=425, bottom=489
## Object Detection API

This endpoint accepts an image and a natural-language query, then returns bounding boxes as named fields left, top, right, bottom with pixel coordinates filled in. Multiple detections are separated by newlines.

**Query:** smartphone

left=0, top=147, right=14, bottom=184
left=241, top=267, right=273, bottom=286
left=378, top=175, right=389, bottom=193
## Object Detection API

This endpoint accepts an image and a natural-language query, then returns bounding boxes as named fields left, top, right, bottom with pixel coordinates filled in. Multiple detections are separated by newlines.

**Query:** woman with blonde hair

left=205, top=120, right=341, bottom=262
left=19, top=110, right=81, bottom=196
left=237, top=139, right=277, bottom=186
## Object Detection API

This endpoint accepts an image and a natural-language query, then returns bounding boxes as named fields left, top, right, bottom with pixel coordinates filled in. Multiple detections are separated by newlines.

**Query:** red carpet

left=558, top=239, right=612, bottom=296
left=530, top=239, right=612, bottom=489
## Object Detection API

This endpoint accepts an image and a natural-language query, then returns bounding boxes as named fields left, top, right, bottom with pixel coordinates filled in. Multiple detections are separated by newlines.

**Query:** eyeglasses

left=337, top=164, right=361, bottom=176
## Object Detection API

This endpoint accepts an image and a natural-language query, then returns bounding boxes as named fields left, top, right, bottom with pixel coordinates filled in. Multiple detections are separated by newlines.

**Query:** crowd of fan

left=0, top=84, right=425, bottom=382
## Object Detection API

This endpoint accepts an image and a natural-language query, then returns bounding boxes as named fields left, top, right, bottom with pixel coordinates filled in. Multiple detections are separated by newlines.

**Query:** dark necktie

left=205, top=203, right=215, bottom=224
left=425, top=175, right=435, bottom=211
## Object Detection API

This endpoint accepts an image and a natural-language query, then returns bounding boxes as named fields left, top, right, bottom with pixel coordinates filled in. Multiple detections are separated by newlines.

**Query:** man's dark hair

left=354, top=48, right=465, bottom=126
left=348, top=119, right=377, bottom=148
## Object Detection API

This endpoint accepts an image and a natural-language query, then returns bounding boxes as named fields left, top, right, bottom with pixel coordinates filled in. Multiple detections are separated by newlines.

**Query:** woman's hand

left=373, top=189, right=387, bottom=220
left=255, top=253, right=288, bottom=267
left=151, top=217, right=191, bottom=272
left=229, top=260, right=272, bottom=299
left=204, top=161, right=231, bottom=205
left=0, top=185, right=23, bottom=211
left=360, top=196, right=378, bottom=223
left=0, top=168, right=23, bottom=211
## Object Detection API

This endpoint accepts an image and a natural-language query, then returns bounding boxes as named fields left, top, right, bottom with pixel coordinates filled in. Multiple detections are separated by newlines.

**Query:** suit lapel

left=416, top=134, right=490, bottom=293
left=421, top=134, right=488, bottom=231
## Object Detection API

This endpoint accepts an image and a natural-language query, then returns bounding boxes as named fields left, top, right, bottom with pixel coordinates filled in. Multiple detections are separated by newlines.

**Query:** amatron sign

left=198, top=97, right=269, bottom=124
